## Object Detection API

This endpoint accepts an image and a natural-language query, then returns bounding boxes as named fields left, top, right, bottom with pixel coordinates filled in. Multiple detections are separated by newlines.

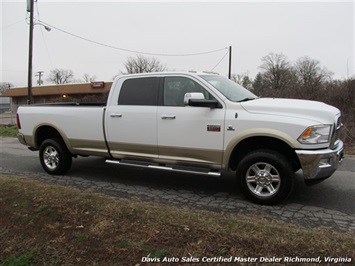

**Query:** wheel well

left=35, top=126, right=63, bottom=148
left=229, top=136, right=301, bottom=171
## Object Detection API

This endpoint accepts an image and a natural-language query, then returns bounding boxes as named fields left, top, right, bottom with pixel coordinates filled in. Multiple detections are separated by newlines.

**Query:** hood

left=241, top=98, right=340, bottom=124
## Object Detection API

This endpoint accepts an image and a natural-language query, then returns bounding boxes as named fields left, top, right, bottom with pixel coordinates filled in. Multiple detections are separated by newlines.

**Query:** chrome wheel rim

left=246, top=162, right=281, bottom=198
left=43, top=146, right=59, bottom=170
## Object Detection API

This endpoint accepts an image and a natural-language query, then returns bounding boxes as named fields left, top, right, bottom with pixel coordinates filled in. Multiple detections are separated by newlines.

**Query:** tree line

left=45, top=55, right=166, bottom=85
left=233, top=52, right=335, bottom=100
left=241, top=53, right=354, bottom=147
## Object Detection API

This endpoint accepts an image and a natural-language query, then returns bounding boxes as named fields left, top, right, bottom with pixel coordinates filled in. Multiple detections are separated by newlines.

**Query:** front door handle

left=110, top=113, right=122, bottom=118
left=161, top=115, right=176, bottom=120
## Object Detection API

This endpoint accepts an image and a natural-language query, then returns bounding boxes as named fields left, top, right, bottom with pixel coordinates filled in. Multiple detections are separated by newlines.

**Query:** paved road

left=1, top=137, right=355, bottom=232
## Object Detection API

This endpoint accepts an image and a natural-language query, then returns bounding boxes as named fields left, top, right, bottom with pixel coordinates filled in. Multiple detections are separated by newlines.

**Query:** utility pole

left=35, top=71, right=44, bottom=85
left=228, top=46, right=232, bottom=80
left=27, top=0, right=34, bottom=104
left=56, top=73, right=60, bottom=84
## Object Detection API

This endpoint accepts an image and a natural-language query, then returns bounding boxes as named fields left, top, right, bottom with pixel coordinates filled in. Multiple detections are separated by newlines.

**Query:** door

left=106, top=77, right=159, bottom=160
left=157, top=76, right=225, bottom=167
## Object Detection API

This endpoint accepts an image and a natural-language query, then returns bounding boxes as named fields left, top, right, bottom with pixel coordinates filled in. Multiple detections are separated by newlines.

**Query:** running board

left=105, top=159, right=221, bottom=177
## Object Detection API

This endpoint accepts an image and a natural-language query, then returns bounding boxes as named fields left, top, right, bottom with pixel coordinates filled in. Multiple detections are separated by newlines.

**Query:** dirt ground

left=1, top=176, right=354, bottom=266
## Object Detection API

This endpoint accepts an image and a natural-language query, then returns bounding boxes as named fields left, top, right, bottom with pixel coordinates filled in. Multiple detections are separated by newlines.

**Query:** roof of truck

left=116, top=71, right=219, bottom=77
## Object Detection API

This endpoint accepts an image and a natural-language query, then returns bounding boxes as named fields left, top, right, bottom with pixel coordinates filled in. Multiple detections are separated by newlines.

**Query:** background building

left=0, top=82, right=112, bottom=112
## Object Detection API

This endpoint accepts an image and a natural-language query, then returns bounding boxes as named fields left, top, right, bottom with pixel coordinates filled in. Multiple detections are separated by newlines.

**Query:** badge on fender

left=207, top=125, right=221, bottom=132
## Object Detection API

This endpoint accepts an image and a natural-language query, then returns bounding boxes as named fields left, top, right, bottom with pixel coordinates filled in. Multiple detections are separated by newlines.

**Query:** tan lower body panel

left=158, top=146, right=222, bottom=169
left=70, top=139, right=110, bottom=157
left=108, top=142, right=158, bottom=159
left=109, top=142, right=223, bottom=169
left=26, top=136, right=223, bottom=169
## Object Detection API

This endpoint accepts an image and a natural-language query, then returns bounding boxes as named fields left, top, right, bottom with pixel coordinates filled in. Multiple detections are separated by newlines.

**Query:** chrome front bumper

left=295, top=141, right=344, bottom=180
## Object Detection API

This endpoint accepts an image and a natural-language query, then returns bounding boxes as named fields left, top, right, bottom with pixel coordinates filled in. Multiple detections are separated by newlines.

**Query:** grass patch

left=146, top=248, right=170, bottom=259
left=115, top=240, right=144, bottom=248
left=1, top=196, right=10, bottom=203
left=0, top=175, right=354, bottom=265
left=2, top=249, right=37, bottom=266
left=0, top=125, right=18, bottom=137
left=76, top=232, right=89, bottom=243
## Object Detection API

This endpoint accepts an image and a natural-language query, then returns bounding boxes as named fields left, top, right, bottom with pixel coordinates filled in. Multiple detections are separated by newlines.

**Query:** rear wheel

left=236, top=150, right=294, bottom=205
left=39, top=138, right=72, bottom=175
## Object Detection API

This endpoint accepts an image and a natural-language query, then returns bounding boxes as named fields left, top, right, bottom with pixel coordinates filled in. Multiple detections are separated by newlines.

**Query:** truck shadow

left=67, top=156, right=308, bottom=203
left=69, top=156, right=240, bottom=195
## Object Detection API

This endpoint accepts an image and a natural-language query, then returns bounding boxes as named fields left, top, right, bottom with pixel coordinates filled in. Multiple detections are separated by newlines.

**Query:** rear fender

left=33, top=123, right=73, bottom=153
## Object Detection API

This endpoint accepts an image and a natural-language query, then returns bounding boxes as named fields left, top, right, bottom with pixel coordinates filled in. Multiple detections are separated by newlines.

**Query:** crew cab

left=17, top=72, right=344, bottom=204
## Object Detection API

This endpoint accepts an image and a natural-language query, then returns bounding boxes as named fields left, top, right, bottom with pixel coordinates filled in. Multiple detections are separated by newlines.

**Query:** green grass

left=2, top=249, right=37, bottom=266
left=115, top=240, right=144, bottom=248
left=146, top=248, right=170, bottom=259
left=0, top=125, right=18, bottom=137
left=76, top=232, right=89, bottom=243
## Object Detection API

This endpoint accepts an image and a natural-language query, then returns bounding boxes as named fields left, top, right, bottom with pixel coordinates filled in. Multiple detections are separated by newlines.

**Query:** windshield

left=199, top=75, right=257, bottom=102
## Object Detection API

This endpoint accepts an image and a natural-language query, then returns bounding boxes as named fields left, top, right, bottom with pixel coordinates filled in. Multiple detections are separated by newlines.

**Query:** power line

left=1, top=69, right=28, bottom=73
left=210, top=50, right=229, bottom=71
left=37, top=19, right=228, bottom=57
left=35, top=5, right=54, bottom=71
left=1, top=18, right=26, bottom=30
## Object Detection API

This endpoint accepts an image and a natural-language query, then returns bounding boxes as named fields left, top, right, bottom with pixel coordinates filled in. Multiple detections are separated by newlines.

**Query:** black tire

left=39, top=138, right=72, bottom=175
left=236, top=150, right=294, bottom=205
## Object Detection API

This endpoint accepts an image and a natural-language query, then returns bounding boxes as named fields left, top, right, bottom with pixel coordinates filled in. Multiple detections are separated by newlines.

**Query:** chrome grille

left=332, top=116, right=342, bottom=148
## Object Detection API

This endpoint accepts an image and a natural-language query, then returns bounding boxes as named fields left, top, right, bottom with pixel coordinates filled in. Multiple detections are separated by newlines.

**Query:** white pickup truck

left=17, top=72, right=344, bottom=205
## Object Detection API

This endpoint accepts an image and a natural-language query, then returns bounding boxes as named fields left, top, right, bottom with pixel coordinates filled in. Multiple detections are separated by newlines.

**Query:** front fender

left=223, top=128, right=300, bottom=170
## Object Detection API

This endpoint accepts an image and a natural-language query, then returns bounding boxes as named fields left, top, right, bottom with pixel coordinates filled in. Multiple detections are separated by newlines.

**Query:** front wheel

left=236, top=150, right=294, bottom=205
left=39, top=138, right=72, bottom=175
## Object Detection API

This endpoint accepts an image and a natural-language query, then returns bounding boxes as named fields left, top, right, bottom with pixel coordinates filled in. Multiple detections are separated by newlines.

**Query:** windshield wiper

left=238, top=97, right=257, bottom=102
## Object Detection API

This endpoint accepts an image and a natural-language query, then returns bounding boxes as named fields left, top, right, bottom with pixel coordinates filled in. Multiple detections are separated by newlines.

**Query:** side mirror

left=184, top=93, right=205, bottom=105
left=184, top=93, right=222, bottom=109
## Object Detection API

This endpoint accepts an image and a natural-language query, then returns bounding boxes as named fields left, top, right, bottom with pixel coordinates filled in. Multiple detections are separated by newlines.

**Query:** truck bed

left=17, top=104, right=109, bottom=157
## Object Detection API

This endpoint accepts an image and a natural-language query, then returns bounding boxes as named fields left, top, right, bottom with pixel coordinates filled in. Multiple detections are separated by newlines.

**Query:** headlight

left=298, top=125, right=331, bottom=144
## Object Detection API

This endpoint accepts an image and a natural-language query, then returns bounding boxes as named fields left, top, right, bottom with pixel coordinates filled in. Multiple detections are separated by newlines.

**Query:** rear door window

left=118, top=77, right=159, bottom=106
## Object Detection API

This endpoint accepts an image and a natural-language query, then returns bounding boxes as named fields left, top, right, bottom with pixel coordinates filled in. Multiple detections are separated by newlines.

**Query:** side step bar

left=105, top=159, right=221, bottom=177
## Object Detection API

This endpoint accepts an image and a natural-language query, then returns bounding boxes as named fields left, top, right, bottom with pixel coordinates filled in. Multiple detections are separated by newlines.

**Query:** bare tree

left=294, top=56, right=332, bottom=89
left=123, top=55, right=166, bottom=74
left=259, top=52, right=293, bottom=90
left=82, top=73, right=97, bottom=83
left=0, top=82, right=12, bottom=94
left=47, top=69, right=74, bottom=84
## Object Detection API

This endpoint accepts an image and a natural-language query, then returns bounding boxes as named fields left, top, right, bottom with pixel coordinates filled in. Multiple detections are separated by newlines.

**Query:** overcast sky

left=1, top=0, right=354, bottom=87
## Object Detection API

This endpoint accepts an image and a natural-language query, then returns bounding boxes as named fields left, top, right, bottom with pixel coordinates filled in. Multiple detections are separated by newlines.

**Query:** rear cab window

left=118, top=77, right=159, bottom=106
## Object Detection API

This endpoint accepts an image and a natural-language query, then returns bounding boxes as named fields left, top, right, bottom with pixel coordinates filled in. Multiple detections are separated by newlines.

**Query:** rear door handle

left=161, top=115, right=176, bottom=120
left=110, top=113, right=122, bottom=118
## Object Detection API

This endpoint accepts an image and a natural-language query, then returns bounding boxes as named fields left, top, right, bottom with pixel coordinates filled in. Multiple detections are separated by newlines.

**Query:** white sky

left=1, top=0, right=354, bottom=87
